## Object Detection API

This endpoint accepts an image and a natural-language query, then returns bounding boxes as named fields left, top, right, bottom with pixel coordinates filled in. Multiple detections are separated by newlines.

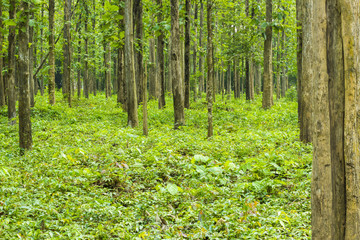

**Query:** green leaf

left=167, top=183, right=180, bottom=195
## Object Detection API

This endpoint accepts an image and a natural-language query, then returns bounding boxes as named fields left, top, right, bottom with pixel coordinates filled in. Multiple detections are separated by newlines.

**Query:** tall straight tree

left=198, top=0, right=204, bottom=95
left=171, top=0, right=185, bottom=129
left=124, top=0, right=138, bottom=127
left=157, top=0, right=165, bottom=109
left=63, top=0, right=72, bottom=107
left=84, top=2, right=89, bottom=98
left=206, top=0, right=213, bottom=138
left=29, top=7, right=35, bottom=107
left=0, top=1, right=4, bottom=107
left=262, top=0, right=273, bottom=109
left=184, top=0, right=191, bottom=108
left=48, top=0, right=55, bottom=105
left=7, top=0, right=16, bottom=123
left=134, top=0, right=144, bottom=104
left=18, top=0, right=32, bottom=152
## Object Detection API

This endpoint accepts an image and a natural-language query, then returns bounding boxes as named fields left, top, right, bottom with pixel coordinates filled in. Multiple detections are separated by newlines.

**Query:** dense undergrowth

left=0, top=89, right=312, bottom=239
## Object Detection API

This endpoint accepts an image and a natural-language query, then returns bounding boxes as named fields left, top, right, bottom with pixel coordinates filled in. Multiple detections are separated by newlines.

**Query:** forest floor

left=0, top=89, right=311, bottom=239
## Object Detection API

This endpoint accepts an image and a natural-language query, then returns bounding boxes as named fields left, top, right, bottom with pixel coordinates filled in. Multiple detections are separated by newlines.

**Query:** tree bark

left=7, top=0, right=16, bottom=123
left=48, top=0, right=55, bottom=105
left=262, top=0, right=273, bottom=109
left=206, top=0, right=213, bottom=138
left=125, top=0, right=138, bottom=127
left=0, top=1, right=4, bottom=107
left=105, top=44, right=111, bottom=99
left=281, top=17, right=287, bottom=98
left=198, top=0, right=204, bottom=96
left=276, top=31, right=281, bottom=100
left=171, top=0, right=185, bottom=129
left=157, top=0, right=166, bottom=109
left=29, top=8, right=35, bottom=107
left=63, top=0, right=72, bottom=107
left=143, top=63, right=148, bottom=136
left=134, top=0, right=143, bottom=104
left=18, top=0, right=32, bottom=152
left=149, top=38, right=157, bottom=99
left=193, top=2, right=198, bottom=102
left=184, top=0, right=191, bottom=108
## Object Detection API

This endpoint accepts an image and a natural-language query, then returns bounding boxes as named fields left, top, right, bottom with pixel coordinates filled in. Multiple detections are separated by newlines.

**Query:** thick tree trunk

left=18, top=0, right=32, bottom=152
left=134, top=0, right=143, bottom=104
left=171, top=0, right=185, bottom=129
left=149, top=38, right=157, bottom=99
left=48, top=0, right=55, bottom=105
left=0, top=1, right=4, bottom=107
left=262, top=0, right=273, bottom=109
left=7, top=0, right=16, bottom=123
left=125, top=0, right=138, bottom=127
left=157, top=0, right=166, bottom=109
left=206, top=0, right=213, bottom=138
left=184, top=0, right=191, bottom=108
left=63, top=0, right=72, bottom=107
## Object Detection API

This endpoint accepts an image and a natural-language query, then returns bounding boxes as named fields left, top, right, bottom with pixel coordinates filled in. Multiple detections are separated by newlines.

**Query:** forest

left=0, top=0, right=359, bottom=239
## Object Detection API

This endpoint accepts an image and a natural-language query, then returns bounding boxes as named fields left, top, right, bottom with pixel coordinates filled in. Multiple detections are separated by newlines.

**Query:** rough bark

left=206, top=0, right=213, bottom=138
left=262, top=0, right=273, bottom=109
left=7, top=0, right=16, bottom=123
left=171, top=0, right=185, bottom=129
left=184, top=0, right=191, bottom=108
left=18, top=0, right=32, bottom=152
left=125, top=0, right=138, bottom=127
left=157, top=0, right=166, bottom=109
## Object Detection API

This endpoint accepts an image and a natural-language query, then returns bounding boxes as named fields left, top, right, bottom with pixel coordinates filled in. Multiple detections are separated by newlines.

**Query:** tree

left=48, top=0, right=56, bottom=105
left=0, top=1, right=4, bottom=107
left=157, top=0, right=165, bottom=109
left=124, top=0, right=139, bottom=127
left=63, top=0, right=72, bottom=107
left=206, top=0, right=213, bottom=138
left=262, top=0, right=273, bottom=109
left=134, top=0, right=144, bottom=104
left=7, top=0, right=16, bottom=124
left=171, top=0, right=185, bottom=129
left=18, top=0, right=32, bottom=152
left=311, top=0, right=360, bottom=238
left=198, top=0, right=204, bottom=95
left=184, top=0, right=191, bottom=109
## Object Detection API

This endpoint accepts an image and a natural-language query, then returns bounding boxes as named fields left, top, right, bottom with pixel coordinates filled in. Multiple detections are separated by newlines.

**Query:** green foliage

left=0, top=92, right=311, bottom=239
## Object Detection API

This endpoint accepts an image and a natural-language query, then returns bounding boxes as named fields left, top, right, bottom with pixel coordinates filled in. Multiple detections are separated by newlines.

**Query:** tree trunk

left=48, top=0, right=55, bottom=105
left=281, top=17, right=287, bottom=98
left=117, top=48, right=124, bottom=105
left=143, top=63, right=148, bottom=136
left=184, top=0, right=191, bottom=108
left=149, top=38, right=157, bottom=99
left=0, top=1, right=4, bottom=107
left=134, top=0, right=143, bottom=104
left=18, top=0, right=32, bottom=152
left=193, top=2, right=198, bottom=102
left=276, top=31, right=281, bottom=100
left=63, top=0, right=72, bottom=107
left=262, top=0, right=273, bottom=109
left=198, top=0, right=204, bottom=96
left=157, top=0, right=166, bottom=109
left=105, top=44, right=111, bottom=99
left=125, top=0, right=138, bottom=127
left=226, top=64, right=231, bottom=100
left=171, top=0, right=185, bottom=129
left=29, top=9, right=35, bottom=107
left=206, top=0, right=213, bottom=138
left=7, top=0, right=16, bottom=123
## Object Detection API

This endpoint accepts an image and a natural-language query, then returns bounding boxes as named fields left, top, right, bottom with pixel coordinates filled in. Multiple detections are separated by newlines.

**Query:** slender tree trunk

left=125, top=0, right=138, bottom=127
left=117, top=48, right=124, bottom=104
left=83, top=4, right=89, bottom=98
left=0, top=1, right=4, bottom=107
left=226, top=64, right=231, bottom=100
left=76, top=18, right=82, bottom=98
left=276, top=31, right=281, bottom=100
left=198, top=0, right=204, bottom=96
left=300, top=0, right=313, bottom=143
left=29, top=9, right=35, bottom=107
left=281, top=19, right=287, bottom=98
left=262, top=0, right=273, bottom=109
left=193, top=2, right=198, bottom=102
left=143, top=63, right=148, bottom=136
left=39, top=4, right=44, bottom=96
left=18, top=0, right=32, bottom=152
left=48, top=0, right=55, bottom=105
left=149, top=38, right=157, bottom=99
left=171, top=0, right=185, bottom=129
left=105, top=44, right=111, bottom=99
left=184, top=0, right=191, bottom=108
left=7, top=0, right=16, bottom=123
left=63, top=0, right=72, bottom=107
left=166, top=39, right=172, bottom=93
left=157, top=0, right=166, bottom=109
left=206, top=0, right=213, bottom=138
left=134, top=0, right=143, bottom=104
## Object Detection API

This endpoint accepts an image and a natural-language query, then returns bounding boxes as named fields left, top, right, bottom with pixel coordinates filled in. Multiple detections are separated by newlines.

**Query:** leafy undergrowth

left=0, top=89, right=311, bottom=239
